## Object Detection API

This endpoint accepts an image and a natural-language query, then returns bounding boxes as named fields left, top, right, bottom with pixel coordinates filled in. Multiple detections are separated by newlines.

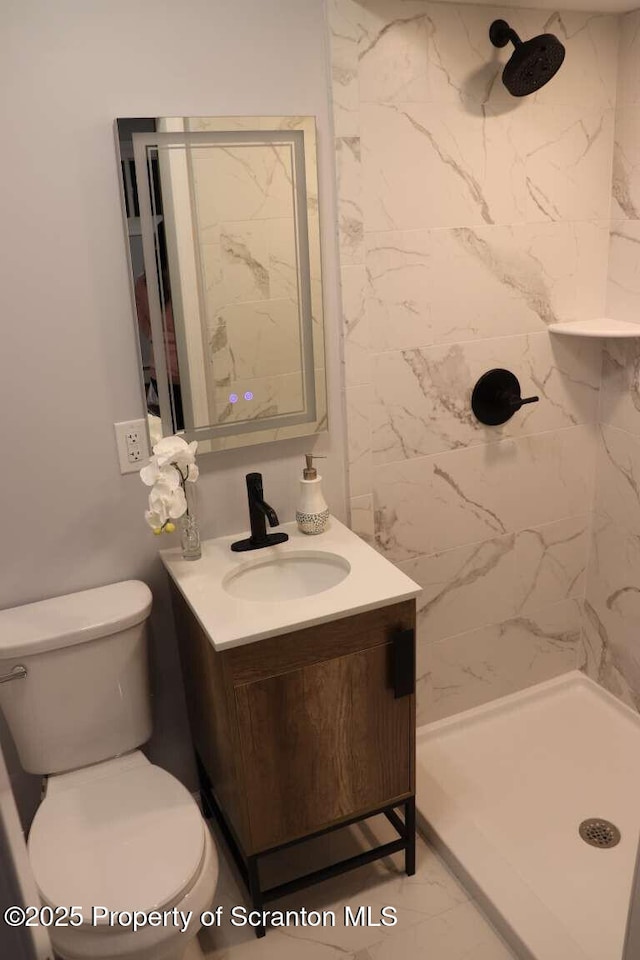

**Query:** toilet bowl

left=0, top=581, right=218, bottom=960
left=28, top=752, right=218, bottom=960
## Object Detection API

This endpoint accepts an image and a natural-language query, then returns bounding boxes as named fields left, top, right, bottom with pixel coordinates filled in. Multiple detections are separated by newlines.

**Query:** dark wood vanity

left=171, top=585, right=416, bottom=932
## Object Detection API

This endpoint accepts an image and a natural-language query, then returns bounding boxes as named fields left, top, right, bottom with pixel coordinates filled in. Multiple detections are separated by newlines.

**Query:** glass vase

left=179, top=484, right=201, bottom=560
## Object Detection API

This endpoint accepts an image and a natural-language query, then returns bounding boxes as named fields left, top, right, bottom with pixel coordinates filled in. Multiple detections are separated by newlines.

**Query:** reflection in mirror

left=116, top=117, right=327, bottom=452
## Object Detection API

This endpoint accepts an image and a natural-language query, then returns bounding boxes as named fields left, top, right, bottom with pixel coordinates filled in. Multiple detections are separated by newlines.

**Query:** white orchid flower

left=152, top=436, right=198, bottom=472
left=145, top=508, right=166, bottom=532
left=144, top=487, right=183, bottom=532
left=140, top=432, right=199, bottom=536
left=166, top=486, right=187, bottom=518
left=139, top=459, right=181, bottom=489
left=149, top=480, right=187, bottom=520
left=144, top=484, right=186, bottom=531
left=144, top=488, right=170, bottom=529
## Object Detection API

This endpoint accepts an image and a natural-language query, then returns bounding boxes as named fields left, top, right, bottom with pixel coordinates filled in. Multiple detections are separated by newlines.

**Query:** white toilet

left=0, top=580, right=217, bottom=960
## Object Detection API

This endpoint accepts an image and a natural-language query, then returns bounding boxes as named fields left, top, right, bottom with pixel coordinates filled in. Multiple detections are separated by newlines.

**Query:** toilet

left=0, top=580, right=217, bottom=960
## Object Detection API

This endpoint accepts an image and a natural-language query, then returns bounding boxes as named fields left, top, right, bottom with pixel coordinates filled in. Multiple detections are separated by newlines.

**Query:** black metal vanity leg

left=404, top=797, right=416, bottom=876
left=246, top=856, right=266, bottom=938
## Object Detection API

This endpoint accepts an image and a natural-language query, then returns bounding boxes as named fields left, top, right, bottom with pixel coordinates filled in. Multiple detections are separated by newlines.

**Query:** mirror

left=116, top=116, right=327, bottom=451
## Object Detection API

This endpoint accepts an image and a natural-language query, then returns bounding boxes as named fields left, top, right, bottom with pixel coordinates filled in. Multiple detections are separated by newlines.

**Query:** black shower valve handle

left=514, top=393, right=539, bottom=409
left=499, top=390, right=539, bottom=411
left=472, top=368, right=540, bottom=426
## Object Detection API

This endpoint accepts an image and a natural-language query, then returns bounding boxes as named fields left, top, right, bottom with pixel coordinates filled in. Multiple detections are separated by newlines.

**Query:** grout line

left=359, top=218, right=613, bottom=237
left=369, top=420, right=598, bottom=471
left=366, top=327, right=604, bottom=357
left=601, top=421, right=640, bottom=442
left=393, top=511, right=591, bottom=570
left=415, top=595, right=584, bottom=651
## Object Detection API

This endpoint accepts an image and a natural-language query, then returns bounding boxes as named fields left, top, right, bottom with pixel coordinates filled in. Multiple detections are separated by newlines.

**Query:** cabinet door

left=234, top=640, right=413, bottom=852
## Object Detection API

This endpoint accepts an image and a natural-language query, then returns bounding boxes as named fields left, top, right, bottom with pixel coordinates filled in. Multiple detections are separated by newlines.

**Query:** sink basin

left=162, top=517, right=421, bottom=649
left=222, top=551, right=351, bottom=602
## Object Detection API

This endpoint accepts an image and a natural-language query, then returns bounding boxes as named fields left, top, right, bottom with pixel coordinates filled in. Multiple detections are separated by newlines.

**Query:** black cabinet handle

left=392, top=628, right=415, bottom=698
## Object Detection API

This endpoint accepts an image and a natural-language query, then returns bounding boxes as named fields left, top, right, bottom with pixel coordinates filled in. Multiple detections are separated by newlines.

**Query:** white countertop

left=161, top=516, right=421, bottom=651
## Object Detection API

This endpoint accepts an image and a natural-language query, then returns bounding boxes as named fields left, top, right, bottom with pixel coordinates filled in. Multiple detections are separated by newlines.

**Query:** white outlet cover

left=114, top=420, right=150, bottom=474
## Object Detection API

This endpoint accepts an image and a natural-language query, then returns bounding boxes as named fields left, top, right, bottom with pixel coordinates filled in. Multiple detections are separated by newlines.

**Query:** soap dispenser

left=296, top=454, right=330, bottom=535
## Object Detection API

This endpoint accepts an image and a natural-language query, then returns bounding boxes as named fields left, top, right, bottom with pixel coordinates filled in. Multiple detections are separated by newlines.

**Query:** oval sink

left=222, top=551, right=351, bottom=602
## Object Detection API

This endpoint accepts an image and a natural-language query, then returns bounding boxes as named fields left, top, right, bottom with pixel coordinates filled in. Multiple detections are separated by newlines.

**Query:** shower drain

left=579, top=818, right=621, bottom=849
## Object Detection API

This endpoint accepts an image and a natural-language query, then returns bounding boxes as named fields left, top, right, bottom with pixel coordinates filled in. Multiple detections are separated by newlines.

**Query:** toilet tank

left=0, top=581, right=153, bottom=775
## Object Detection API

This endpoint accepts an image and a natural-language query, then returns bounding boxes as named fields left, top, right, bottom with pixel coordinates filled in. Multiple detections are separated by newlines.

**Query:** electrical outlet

left=114, top=420, right=150, bottom=474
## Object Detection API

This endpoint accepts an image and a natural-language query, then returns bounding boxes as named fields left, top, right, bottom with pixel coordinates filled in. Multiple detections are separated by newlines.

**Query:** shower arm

left=489, top=20, right=522, bottom=50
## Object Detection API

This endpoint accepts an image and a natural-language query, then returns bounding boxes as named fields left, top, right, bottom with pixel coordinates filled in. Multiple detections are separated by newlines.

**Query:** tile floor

left=192, top=815, right=517, bottom=960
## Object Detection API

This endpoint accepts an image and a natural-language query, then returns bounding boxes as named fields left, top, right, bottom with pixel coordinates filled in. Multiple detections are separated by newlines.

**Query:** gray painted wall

left=0, top=0, right=347, bottom=823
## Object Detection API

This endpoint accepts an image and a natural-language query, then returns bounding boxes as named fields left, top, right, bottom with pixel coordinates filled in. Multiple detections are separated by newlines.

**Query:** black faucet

left=230, top=473, right=289, bottom=552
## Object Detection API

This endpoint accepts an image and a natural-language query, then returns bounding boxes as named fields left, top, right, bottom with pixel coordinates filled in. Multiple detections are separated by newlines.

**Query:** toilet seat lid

left=28, top=754, right=206, bottom=922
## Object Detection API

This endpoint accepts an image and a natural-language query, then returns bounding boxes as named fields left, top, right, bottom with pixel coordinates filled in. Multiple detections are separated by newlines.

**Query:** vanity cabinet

left=172, top=587, right=416, bottom=855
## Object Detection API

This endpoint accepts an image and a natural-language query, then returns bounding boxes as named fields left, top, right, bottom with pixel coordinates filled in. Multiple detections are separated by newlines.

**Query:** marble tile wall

left=328, top=0, right=619, bottom=723
left=585, top=10, right=640, bottom=711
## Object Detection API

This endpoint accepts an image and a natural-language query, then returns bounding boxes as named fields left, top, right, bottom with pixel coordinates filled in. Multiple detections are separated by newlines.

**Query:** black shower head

left=489, top=19, right=565, bottom=98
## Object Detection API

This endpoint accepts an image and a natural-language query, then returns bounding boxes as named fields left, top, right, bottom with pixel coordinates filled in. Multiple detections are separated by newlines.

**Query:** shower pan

left=416, top=672, right=640, bottom=960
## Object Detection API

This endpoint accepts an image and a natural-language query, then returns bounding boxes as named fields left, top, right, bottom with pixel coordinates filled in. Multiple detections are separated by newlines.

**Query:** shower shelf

left=549, top=318, right=640, bottom=337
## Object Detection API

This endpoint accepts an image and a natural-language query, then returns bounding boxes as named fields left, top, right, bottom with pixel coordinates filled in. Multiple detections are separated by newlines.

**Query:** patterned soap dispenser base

left=296, top=454, right=329, bottom=535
